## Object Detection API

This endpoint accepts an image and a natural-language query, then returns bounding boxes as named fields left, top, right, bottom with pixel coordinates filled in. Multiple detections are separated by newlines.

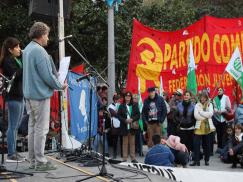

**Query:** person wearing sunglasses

left=117, top=91, right=140, bottom=163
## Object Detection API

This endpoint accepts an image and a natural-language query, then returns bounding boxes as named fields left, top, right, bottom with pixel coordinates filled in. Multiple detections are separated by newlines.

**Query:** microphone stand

left=66, top=40, right=115, bottom=181
left=71, top=74, right=102, bottom=167
left=66, top=40, right=109, bottom=87
left=76, top=111, right=113, bottom=182
left=0, top=73, right=33, bottom=177
left=66, top=40, right=108, bottom=157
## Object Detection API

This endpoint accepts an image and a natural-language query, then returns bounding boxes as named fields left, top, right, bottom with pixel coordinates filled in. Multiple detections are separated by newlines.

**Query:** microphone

left=6, top=72, right=16, bottom=93
left=59, top=35, right=73, bottom=42
left=76, top=73, right=91, bottom=82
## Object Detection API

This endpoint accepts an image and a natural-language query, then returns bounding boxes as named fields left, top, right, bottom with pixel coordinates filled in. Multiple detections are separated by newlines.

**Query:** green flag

left=225, top=47, right=243, bottom=89
left=186, top=41, right=197, bottom=96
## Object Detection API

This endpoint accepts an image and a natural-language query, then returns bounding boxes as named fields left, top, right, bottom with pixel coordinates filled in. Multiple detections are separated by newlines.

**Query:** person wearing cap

left=167, top=88, right=183, bottom=136
left=213, top=87, right=231, bottom=149
left=142, top=87, right=167, bottom=148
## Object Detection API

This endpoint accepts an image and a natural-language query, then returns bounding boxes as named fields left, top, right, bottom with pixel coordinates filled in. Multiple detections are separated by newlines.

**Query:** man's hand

left=62, top=83, right=68, bottom=89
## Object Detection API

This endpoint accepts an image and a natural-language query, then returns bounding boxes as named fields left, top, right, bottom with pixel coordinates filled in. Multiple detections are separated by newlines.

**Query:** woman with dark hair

left=117, top=91, right=140, bottom=162
left=191, top=91, right=215, bottom=166
left=0, top=37, right=25, bottom=162
left=175, top=91, right=195, bottom=153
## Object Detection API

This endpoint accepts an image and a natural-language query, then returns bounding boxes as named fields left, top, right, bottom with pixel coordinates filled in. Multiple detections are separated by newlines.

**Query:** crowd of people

left=1, top=20, right=243, bottom=172
left=96, top=84, right=243, bottom=168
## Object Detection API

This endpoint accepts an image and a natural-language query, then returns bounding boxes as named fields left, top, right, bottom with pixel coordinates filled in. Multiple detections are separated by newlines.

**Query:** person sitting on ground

left=228, top=124, right=243, bottom=168
left=219, top=124, right=234, bottom=163
left=161, top=135, right=189, bottom=167
left=144, top=134, right=174, bottom=167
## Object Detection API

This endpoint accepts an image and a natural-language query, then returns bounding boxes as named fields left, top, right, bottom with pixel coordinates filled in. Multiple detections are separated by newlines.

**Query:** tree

left=0, top=0, right=243, bottom=88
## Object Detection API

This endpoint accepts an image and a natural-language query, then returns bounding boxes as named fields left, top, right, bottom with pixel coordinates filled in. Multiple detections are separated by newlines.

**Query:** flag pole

left=235, top=79, right=240, bottom=106
left=211, top=70, right=227, bottom=99
left=159, top=76, right=163, bottom=96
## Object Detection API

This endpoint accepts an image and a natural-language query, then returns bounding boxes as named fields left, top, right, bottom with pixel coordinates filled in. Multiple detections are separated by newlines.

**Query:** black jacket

left=175, top=101, right=195, bottom=128
left=117, top=103, right=140, bottom=136
left=229, top=134, right=243, bottom=154
left=2, top=56, right=23, bottom=100
left=142, top=94, right=167, bottom=123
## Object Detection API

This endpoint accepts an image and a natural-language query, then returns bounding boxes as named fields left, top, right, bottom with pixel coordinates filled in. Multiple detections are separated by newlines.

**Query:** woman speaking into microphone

left=0, top=37, right=25, bottom=162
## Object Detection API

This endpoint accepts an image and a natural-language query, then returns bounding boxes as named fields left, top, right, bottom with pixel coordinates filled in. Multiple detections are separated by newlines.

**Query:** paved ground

left=1, top=145, right=242, bottom=182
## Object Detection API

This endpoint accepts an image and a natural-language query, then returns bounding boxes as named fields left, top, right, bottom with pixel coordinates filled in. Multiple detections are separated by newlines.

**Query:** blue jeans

left=6, top=99, right=24, bottom=156
left=93, top=133, right=109, bottom=154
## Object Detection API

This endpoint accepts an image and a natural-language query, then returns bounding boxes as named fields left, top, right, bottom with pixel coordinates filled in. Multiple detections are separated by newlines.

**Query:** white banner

left=120, top=162, right=243, bottom=182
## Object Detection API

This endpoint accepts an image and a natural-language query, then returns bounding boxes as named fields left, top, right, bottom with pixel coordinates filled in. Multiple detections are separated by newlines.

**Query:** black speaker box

left=29, top=0, right=71, bottom=20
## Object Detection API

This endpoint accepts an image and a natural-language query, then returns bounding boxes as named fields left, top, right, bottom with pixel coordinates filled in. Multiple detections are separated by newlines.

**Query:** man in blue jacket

left=145, top=134, right=174, bottom=166
left=142, top=87, right=167, bottom=148
left=23, top=22, right=66, bottom=171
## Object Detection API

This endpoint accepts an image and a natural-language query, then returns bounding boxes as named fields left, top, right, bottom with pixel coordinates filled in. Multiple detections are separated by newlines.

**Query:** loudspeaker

left=29, top=0, right=71, bottom=19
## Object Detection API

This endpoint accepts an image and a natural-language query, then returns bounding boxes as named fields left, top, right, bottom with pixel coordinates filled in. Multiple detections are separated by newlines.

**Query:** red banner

left=126, top=16, right=243, bottom=102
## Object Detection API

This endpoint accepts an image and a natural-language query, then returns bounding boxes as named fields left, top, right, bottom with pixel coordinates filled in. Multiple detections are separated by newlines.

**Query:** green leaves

left=0, top=0, right=243, bottom=87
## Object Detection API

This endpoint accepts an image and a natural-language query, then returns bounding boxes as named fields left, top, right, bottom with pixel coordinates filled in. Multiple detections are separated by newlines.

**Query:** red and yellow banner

left=126, top=16, right=243, bottom=102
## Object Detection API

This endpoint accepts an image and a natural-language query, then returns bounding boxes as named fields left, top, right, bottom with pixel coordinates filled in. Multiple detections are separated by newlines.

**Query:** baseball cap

left=147, top=87, right=156, bottom=93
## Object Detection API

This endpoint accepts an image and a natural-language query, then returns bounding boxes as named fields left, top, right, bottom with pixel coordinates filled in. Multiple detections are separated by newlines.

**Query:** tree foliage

left=0, top=0, right=243, bottom=84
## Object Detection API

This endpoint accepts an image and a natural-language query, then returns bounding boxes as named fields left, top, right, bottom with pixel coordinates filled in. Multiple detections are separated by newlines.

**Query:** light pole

left=58, top=0, right=81, bottom=149
left=107, top=5, right=115, bottom=104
